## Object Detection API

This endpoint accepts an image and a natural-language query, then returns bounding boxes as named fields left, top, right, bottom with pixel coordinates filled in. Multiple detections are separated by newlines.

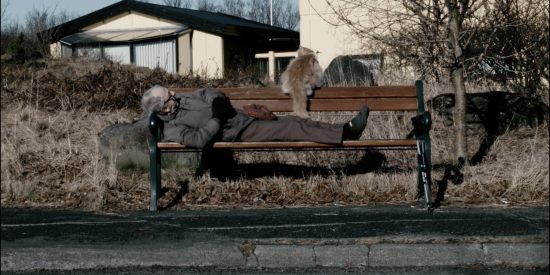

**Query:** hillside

left=1, top=57, right=548, bottom=211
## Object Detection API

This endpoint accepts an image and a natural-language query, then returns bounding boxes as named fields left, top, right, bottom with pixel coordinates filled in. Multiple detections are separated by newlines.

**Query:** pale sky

left=0, top=0, right=167, bottom=26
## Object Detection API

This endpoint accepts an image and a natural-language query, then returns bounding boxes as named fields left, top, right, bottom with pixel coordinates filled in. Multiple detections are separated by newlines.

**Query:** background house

left=299, top=0, right=382, bottom=86
left=39, top=0, right=299, bottom=78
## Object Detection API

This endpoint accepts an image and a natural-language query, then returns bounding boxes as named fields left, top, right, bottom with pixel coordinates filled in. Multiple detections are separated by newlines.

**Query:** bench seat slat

left=157, top=139, right=417, bottom=150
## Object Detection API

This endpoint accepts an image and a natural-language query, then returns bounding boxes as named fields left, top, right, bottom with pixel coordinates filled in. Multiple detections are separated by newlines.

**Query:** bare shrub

left=1, top=58, right=210, bottom=113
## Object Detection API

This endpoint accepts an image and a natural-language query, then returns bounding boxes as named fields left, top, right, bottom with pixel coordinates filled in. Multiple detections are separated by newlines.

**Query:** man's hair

left=141, top=85, right=170, bottom=115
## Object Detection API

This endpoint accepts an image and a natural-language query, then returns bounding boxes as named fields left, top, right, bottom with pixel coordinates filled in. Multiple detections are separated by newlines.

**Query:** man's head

left=141, top=85, right=178, bottom=115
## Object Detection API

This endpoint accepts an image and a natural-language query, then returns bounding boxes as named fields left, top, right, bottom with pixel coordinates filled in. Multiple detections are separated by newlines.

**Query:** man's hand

left=212, top=97, right=237, bottom=120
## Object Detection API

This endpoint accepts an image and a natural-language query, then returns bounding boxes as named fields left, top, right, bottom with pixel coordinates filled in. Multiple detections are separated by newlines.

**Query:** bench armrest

left=409, top=111, right=433, bottom=173
left=407, top=112, right=432, bottom=139
left=148, top=113, right=163, bottom=139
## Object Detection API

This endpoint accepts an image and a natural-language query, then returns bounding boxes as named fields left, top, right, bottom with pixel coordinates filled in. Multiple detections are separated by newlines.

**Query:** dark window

left=275, top=57, right=293, bottom=83
left=255, top=58, right=268, bottom=79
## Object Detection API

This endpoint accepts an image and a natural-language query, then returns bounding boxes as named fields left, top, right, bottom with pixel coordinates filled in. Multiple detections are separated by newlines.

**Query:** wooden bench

left=148, top=80, right=434, bottom=212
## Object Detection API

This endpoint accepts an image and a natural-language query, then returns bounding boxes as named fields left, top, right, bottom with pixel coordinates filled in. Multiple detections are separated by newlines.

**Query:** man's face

left=159, top=91, right=179, bottom=115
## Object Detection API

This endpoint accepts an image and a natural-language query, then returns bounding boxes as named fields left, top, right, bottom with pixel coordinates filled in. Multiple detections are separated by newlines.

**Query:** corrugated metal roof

left=60, top=27, right=187, bottom=44
left=39, top=0, right=298, bottom=44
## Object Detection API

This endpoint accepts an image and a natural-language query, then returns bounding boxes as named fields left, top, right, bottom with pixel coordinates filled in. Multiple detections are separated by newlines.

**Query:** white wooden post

left=268, top=51, right=275, bottom=82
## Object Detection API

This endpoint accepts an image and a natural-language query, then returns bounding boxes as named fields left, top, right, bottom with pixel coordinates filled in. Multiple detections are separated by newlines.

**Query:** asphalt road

left=1, top=205, right=548, bottom=273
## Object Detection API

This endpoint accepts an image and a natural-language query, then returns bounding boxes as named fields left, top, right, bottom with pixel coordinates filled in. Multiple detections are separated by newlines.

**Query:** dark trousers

left=238, top=116, right=344, bottom=145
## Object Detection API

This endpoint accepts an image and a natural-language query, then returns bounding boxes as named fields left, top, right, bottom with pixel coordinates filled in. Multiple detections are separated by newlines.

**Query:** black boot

left=343, top=105, right=369, bottom=140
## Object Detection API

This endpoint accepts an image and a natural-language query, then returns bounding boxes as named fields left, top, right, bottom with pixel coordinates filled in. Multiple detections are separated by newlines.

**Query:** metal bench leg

left=148, top=113, right=162, bottom=212
left=411, top=110, right=434, bottom=212
left=417, top=138, right=434, bottom=212
left=149, top=137, right=161, bottom=211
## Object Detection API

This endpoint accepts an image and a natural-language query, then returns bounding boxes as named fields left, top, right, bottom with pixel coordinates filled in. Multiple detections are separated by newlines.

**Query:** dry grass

left=1, top=57, right=548, bottom=211
left=0, top=104, right=130, bottom=209
left=444, top=126, right=549, bottom=205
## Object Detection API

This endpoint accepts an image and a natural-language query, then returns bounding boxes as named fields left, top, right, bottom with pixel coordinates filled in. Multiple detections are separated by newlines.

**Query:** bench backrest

left=171, top=81, right=425, bottom=113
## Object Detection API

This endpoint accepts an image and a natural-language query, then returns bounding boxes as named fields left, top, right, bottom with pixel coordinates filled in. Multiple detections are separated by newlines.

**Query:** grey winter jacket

left=156, top=88, right=255, bottom=148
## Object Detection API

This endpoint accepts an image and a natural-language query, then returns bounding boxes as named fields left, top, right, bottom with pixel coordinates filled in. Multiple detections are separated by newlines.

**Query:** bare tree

left=158, top=0, right=299, bottom=31
left=213, top=0, right=299, bottom=30
left=247, top=0, right=271, bottom=24
left=322, top=0, right=473, bottom=164
left=163, top=0, right=182, bottom=7
left=1, top=22, right=21, bottom=56
left=1, top=0, right=8, bottom=24
left=269, top=0, right=299, bottom=30
left=322, top=0, right=548, bottom=165
left=163, top=0, right=193, bottom=8
left=468, top=0, right=549, bottom=97
left=1, top=4, right=75, bottom=59
left=444, top=0, right=470, bottom=163
left=197, top=0, right=220, bottom=12
left=223, top=0, right=247, bottom=18
left=276, top=0, right=300, bottom=30
left=1, top=1, right=26, bottom=56
left=25, top=6, right=75, bottom=56
left=235, top=0, right=298, bottom=30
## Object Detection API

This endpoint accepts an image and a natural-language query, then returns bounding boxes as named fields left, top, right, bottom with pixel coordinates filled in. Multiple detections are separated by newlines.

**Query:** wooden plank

left=310, top=98, right=417, bottom=111
left=230, top=98, right=418, bottom=112
left=158, top=139, right=417, bottom=150
left=169, top=86, right=417, bottom=100
left=315, top=86, right=416, bottom=98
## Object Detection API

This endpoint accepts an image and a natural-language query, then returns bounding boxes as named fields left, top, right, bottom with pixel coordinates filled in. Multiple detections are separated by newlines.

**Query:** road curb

left=2, top=240, right=548, bottom=271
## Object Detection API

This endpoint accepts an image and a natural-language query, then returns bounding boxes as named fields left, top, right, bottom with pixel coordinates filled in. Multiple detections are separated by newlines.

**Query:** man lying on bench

left=141, top=85, right=370, bottom=148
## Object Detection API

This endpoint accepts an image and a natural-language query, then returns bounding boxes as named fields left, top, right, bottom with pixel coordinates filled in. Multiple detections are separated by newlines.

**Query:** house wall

left=82, top=11, right=179, bottom=31
left=192, top=30, right=224, bottom=78
left=178, top=33, right=192, bottom=75
left=104, top=45, right=131, bottom=64
left=50, top=43, right=61, bottom=58
left=299, top=0, right=366, bottom=69
left=134, top=40, right=177, bottom=73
